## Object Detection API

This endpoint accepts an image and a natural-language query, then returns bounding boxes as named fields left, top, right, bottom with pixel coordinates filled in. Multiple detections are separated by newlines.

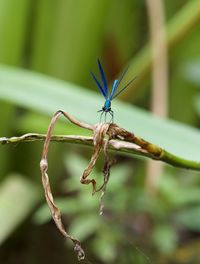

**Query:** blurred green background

left=1, top=0, right=200, bottom=263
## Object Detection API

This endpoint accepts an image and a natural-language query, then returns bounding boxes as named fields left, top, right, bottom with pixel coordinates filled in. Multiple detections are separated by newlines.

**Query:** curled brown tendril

left=39, top=110, right=164, bottom=261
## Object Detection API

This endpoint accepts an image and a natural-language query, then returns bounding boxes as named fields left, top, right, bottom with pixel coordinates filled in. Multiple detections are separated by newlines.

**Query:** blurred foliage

left=1, top=0, right=200, bottom=263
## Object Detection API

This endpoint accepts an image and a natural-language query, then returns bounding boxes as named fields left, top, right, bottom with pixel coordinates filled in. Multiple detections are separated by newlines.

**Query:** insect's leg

left=98, top=109, right=103, bottom=123
left=111, top=110, right=114, bottom=123
left=105, top=112, right=107, bottom=123
left=100, top=111, right=104, bottom=123
left=109, top=110, right=114, bottom=123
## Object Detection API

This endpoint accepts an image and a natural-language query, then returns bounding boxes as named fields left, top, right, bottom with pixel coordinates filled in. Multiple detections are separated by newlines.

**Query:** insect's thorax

left=103, top=98, right=111, bottom=112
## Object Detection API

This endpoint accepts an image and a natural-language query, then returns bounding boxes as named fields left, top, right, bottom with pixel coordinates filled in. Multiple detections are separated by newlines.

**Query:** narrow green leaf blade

left=0, top=174, right=41, bottom=244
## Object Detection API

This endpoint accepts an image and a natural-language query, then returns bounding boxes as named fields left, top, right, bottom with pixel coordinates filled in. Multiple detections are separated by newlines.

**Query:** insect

left=91, top=59, right=136, bottom=122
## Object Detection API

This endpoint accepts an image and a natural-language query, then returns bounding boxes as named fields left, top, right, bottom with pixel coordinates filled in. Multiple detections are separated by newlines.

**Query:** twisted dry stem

left=98, top=147, right=116, bottom=215
left=40, top=110, right=88, bottom=261
left=80, top=123, right=111, bottom=195
left=40, top=111, right=146, bottom=261
left=1, top=109, right=196, bottom=261
left=1, top=109, right=200, bottom=260
left=1, top=110, right=200, bottom=259
left=39, top=111, right=120, bottom=261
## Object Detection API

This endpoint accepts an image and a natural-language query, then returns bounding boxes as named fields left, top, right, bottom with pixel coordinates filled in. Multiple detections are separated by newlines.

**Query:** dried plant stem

left=40, top=110, right=86, bottom=261
left=99, top=150, right=116, bottom=216
left=1, top=123, right=200, bottom=171
left=1, top=110, right=200, bottom=260
left=146, top=0, right=168, bottom=195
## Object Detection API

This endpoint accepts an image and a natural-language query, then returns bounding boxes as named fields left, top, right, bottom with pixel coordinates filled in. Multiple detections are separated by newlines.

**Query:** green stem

left=1, top=133, right=200, bottom=171
left=161, top=150, right=200, bottom=170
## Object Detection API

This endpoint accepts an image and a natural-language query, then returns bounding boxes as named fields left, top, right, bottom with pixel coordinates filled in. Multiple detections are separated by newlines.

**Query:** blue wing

left=112, top=76, right=137, bottom=100
left=97, top=59, right=108, bottom=97
left=90, top=71, right=107, bottom=98
left=109, top=65, right=129, bottom=100
left=109, top=79, right=118, bottom=100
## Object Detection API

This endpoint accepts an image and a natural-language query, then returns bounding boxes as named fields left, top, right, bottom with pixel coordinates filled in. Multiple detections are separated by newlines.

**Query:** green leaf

left=92, top=236, right=116, bottom=262
left=0, top=0, right=31, bottom=65
left=0, top=174, right=41, bottom=244
left=152, top=225, right=177, bottom=254
left=0, top=65, right=200, bottom=161
left=194, top=95, right=200, bottom=117
left=18, top=112, right=90, bottom=135
left=33, top=198, right=80, bottom=225
left=183, top=60, right=200, bottom=86
left=0, top=0, right=31, bottom=175
left=69, top=214, right=101, bottom=241
left=31, top=0, right=109, bottom=84
left=175, top=206, right=200, bottom=231
left=159, top=173, right=200, bottom=207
